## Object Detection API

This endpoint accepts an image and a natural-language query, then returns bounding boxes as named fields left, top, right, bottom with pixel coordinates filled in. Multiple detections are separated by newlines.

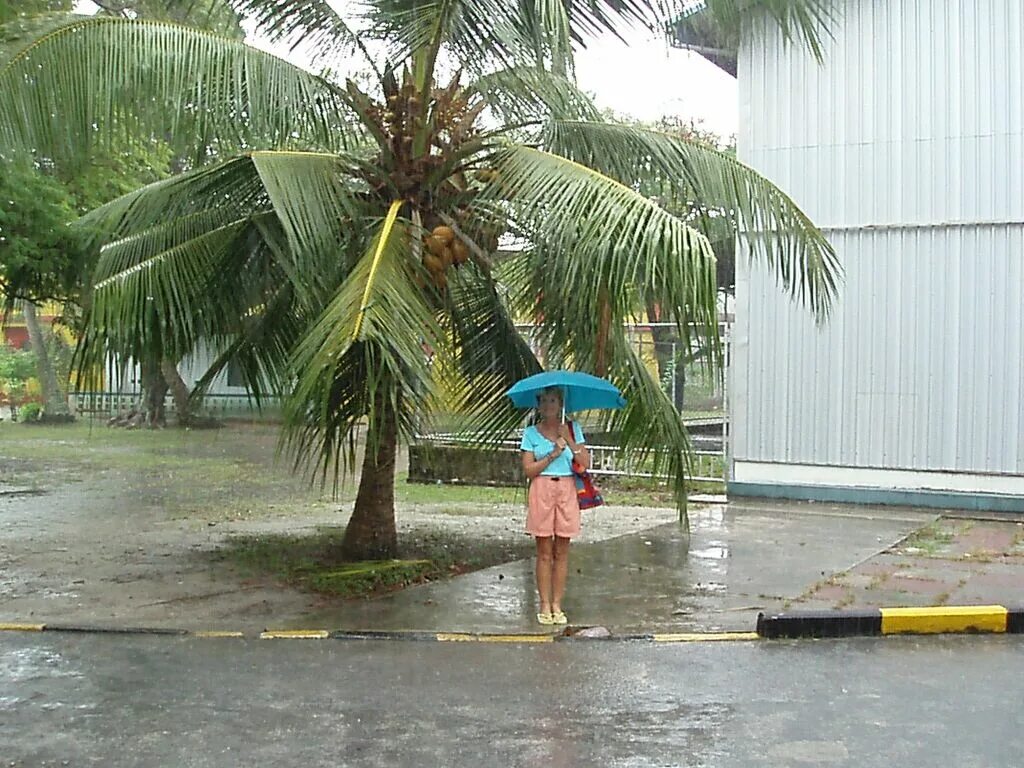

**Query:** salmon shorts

left=526, top=475, right=581, bottom=539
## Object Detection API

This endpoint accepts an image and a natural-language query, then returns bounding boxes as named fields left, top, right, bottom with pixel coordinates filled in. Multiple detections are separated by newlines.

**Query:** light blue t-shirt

left=520, top=422, right=586, bottom=476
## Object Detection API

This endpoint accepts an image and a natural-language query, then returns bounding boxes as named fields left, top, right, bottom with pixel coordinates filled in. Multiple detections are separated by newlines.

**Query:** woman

left=520, top=386, right=591, bottom=625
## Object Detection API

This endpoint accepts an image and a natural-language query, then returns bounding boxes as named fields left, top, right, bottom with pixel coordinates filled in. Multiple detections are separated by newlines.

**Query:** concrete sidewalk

left=6, top=495, right=1023, bottom=638
left=285, top=501, right=965, bottom=635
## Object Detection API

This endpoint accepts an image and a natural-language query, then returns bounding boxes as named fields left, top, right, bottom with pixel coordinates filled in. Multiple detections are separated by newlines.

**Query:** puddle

left=690, top=546, right=729, bottom=560
left=0, top=647, right=82, bottom=682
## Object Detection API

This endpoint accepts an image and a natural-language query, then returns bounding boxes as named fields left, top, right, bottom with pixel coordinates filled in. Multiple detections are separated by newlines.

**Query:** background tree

left=0, top=0, right=242, bottom=427
left=0, top=156, right=85, bottom=419
left=1, top=0, right=841, bottom=555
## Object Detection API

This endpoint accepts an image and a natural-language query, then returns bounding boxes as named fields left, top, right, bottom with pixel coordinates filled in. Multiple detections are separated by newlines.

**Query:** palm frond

left=441, top=260, right=542, bottom=441
left=76, top=156, right=269, bottom=243
left=366, top=0, right=543, bottom=74
left=189, top=278, right=305, bottom=408
left=188, top=212, right=318, bottom=407
left=282, top=211, right=443, bottom=489
left=543, top=120, right=842, bottom=318
left=606, top=337, right=696, bottom=521
left=0, top=17, right=361, bottom=163
left=80, top=151, right=375, bottom=306
left=229, top=0, right=380, bottom=77
left=490, top=143, right=720, bottom=358
left=248, top=150, right=376, bottom=298
left=524, top=0, right=674, bottom=46
left=468, top=65, right=599, bottom=126
left=74, top=151, right=377, bottom=402
left=696, top=0, right=838, bottom=64
left=80, top=216, right=259, bottom=372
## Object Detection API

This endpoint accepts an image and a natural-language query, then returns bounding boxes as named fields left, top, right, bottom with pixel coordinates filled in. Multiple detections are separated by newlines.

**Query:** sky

left=73, top=1, right=738, bottom=138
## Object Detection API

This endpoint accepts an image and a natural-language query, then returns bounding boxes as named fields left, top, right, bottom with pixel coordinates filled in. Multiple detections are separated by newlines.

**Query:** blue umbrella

left=505, top=370, right=627, bottom=413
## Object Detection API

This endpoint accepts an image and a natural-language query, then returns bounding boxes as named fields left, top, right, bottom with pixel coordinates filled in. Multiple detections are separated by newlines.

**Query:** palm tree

left=0, top=0, right=841, bottom=558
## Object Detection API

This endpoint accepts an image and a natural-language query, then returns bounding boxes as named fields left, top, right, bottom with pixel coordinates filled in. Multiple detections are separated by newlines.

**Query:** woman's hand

left=554, top=437, right=568, bottom=451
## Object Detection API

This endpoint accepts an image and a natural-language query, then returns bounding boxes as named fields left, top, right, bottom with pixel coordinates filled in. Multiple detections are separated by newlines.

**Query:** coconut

left=451, top=239, right=469, bottom=265
left=423, top=253, right=444, bottom=274
left=424, top=235, right=447, bottom=257
left=431, top=225, right=455, bottom=244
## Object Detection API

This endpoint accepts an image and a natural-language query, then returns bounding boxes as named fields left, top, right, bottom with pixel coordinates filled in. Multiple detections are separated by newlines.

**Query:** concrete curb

left=5, top=607, right=1023, bottom=643
left=757, top=605, right=1024, bottom=639
left=0, top=622, right=758, bottom=644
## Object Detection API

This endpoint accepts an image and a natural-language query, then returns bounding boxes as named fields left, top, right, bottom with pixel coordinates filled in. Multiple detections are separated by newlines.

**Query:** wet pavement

left=2, top=631, right=1023, bottom=767
left=6, top=480, right=1024, bottom=635
left=790, top=515, right=1024, bottom=612
left=307, top=503, right=936, bottom=634
left=5, top=421, right=1024, bottom=636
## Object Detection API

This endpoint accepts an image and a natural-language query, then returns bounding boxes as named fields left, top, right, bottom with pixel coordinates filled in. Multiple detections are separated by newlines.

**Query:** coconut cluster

left=421, top=224, right=470, bottom=290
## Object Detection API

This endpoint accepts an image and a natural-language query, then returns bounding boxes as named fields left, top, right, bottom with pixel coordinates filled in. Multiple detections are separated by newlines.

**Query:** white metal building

left=729, top=0, right=1024, bottom=511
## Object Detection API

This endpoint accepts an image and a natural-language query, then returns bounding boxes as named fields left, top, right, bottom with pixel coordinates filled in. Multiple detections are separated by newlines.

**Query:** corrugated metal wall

left=733, top=0, right=1024, bottom=476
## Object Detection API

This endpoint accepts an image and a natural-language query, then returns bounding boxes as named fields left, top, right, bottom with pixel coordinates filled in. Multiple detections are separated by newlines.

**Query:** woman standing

left=520, top=386, right=591, bottom=625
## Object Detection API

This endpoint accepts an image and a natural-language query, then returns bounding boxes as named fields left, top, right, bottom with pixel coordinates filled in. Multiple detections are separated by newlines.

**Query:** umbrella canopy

left=505, top=370, right=627, bottom=413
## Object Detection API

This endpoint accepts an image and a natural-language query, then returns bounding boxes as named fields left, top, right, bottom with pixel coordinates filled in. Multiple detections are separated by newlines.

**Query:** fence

left=418, top=430, right=725, bottom=484
left=71, top=391, right=283, bottom=420
left=515, top=321, right=728, bottom=417
left=77, top=320, right=731, bottom=481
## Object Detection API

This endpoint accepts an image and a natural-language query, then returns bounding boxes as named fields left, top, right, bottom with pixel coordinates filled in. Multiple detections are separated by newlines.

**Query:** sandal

left=550, top=610, right=568, bottom=625
left=536, top=612, right=554, bottom=625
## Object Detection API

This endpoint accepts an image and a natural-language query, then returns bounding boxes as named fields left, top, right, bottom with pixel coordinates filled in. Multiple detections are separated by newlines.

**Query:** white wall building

left=729, top=0, right=1024, bottom=511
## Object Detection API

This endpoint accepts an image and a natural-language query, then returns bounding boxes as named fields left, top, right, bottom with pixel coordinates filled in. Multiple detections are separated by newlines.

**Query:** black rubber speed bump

left=1006, top=607, right=1024, bottom=634
left=756, top=609, right=882, bottom=639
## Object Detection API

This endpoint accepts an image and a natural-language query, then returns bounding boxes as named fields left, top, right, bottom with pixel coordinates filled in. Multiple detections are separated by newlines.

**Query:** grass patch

left=216, top=526, right=534, bottom=599
left=598, top=475, right=724, bottom=507
left=399, top=473, right=723, bottom=508
left=397, top=473, right=525, bottom=505
left=900, top=522, right=957, bottom=555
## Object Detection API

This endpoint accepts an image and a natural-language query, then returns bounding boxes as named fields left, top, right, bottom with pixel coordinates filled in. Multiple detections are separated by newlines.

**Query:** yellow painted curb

left=0, top=622, right=45, bottom=632
left=193, top=631, right=245, bottom=638
left=436, top=633, right=554, bottom=643
left=260, top=630, right=330, bottom=640
left=881, top=606, right=1008, bottom=635
left=653, top=632, right=761, bottom=643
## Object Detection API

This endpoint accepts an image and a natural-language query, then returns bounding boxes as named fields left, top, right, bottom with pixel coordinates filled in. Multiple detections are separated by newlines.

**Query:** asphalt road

left=2, top=632, right=1022, bottom=767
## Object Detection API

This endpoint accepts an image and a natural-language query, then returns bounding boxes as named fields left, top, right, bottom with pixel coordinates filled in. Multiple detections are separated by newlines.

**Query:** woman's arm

left=561, top=423, right=591, bottom=471
left=522, top=438, right=567, bottom=480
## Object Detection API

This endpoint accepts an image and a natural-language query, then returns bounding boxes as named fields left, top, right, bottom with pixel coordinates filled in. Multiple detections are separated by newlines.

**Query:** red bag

left=572, top=460, right=605, bottom=509
left=568, top=421, right=604, bottom=510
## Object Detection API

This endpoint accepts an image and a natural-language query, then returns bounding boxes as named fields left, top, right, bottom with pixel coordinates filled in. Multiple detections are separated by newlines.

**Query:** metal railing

left=415, top=432, right=724, bottom=484
left=71, top=391, right=283, bottom=418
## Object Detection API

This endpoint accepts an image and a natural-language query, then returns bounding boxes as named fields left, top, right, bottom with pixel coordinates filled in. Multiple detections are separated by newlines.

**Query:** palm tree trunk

left=342, top=403, right=399, bottom=560
left=141, top=360, right=167, bottom=428
left=160, top=358, right=193, bottom=427
left=23, top=302, right=70, bottom=417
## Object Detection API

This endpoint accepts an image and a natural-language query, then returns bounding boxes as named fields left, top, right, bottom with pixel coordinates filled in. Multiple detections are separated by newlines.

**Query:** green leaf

left=671, top=0, right=839, bottom=76
left=543, top=119, right=841, bottom=318
left=442, top=261, right=542, bottom=441
left=230, top=0, right=379, bottom=75
left=468, top=65, right=599, bottom=126
left=282, top=213, right=443, bottom=489
left=0, top=17, right=361, bottom=162
left=490, top=144, right=720, bottom=355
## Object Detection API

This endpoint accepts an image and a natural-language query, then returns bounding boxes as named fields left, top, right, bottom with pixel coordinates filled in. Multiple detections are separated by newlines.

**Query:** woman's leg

left=551, top=536, right=571, bottom=613
left=535, top=536, right=554, bottom=614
